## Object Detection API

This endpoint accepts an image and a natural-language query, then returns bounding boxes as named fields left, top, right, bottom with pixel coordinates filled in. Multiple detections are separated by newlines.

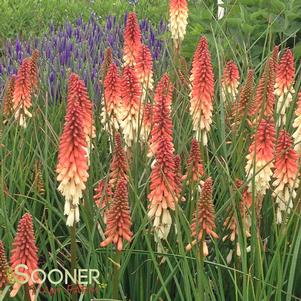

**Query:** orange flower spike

left=135, top=44, right=154, bottom=100
left=101, top=63, right=122, bottom=134
left=100, top=48, right=113, bottom=81
left=275, top=49, right=295, bottom=126
left=30, top=49, right=39, bottom=94
left=100, top=178, right=133, bottom=251
left=109, top=132, right=128, bottom=189
left=185, top=138, right=204, bottom=184
left=272, top=45, right=279, bottom=73
left=148, top=74, right=177, bottom=241
left=272, top=130, right=299, bottom=224
left=56, top=74, right=89, bottom=226
left=10, top=213, right=41, bottom=301
left=221, top=60, right=240, bottom=102
left=190, top=36, right=214, bottom=145
left=12, top=57, right=32, bottom=127
left=0, top=241, right=9, bottom=290
left=141, top=102, right=153, bottom=142
left=245, top=119, right=275, bottom=195
left=174, top=155, right=185, bottom=202
left=292, top=92, right=301, bottom=154
left=251, top=57, right=275, bottom=119
left=2, top=75, right=16, bottom=119
left=120, top=66, right=142, bottom=146
left=148, top=74, right=174, bottom=158
left=123, top=12, right=142, bottom=67
left=186, top=177, right=218, bottom=255
left=169, top=0, right=188, bottom=50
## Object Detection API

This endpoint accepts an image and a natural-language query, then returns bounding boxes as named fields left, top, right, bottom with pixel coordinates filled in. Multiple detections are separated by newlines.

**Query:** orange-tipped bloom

left=120, top=66, right=142, bottom=146
left=10, top=213, right=40, bottom=301
left=148, top=74, right=173, bottom=158
left=2, top=75, right=16, bottom=120
left=109, top=132, right=128, bottom=189
left=293, top=92, right=301, bottom=154
left=12, top=58, right=32, bottom=127
left=148, top=74, right=177, bottom=241
left=184, top=138, right=204, bottom=184
left=100, top=48, right=113, bottom=81
left=141, top=102, right=153, bottom=142
left=135, top=44, right=154, bottom=100
left=275, top=49, right=295, bottom=126
left=100, top=178, right=133, bottom=251
left=0, top=241, right=9, bottom=290
left=30, top=49, right=39, bottom=94
left=223, top=180, right=252, bottom=258
left=251, top=57, right=275, bottom=120
left=101, top=63, right=122, bottom=134
left=190, top=36, right=214, bottom=145
left=94, top=178, right=113, bottom=222
left=123, top=12, right=142, bottom=66
left=169, top=0, right=188, bottom=49
left=186, top=177, right=218, bottom=256
left=56, top=74, right=89, bottom=226
left=272, top=130, right=299, bottom=224
left=221, top=60, right=240, bottom=102
left=245, top=119, right=275, bottom=195
left=190, top=37, right=208, bottom=83
left=232, top=69, right=254, bottom=119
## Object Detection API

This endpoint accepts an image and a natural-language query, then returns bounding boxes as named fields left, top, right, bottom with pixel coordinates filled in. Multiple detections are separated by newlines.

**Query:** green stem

left=112, top=251, right=121, bottom=299
left=196, top=241, right=205, bottom=300
left=70, top=222, right=77, bottom=301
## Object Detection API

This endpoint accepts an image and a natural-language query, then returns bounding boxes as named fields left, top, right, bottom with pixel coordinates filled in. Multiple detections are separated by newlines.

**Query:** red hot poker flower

left=135, top=44, right=154, bottom=100
left=148, top=74, right=177, bottom=242
left=123, top=12, right=142, bottom=67
left=100, top=178, right=133, bottom=251
left=120, top=66, right=142, bottom=146
left=100, top=48, right=113, bottom=82
left=221, top=60, right=240, bottom=102
left=12, top=57, right=32, bottom=127
left=141, top=102, right=153, bottom=142
left=56, top=74, right=89, bottom=226
left=2, top=75, right=16, bottom=120
left=245, top=119, right=275, bottom=196
left=0, top=241, right=9, bottom=290
left=275, top=49, right=295, bottom=126
left=169, top=0, right=188, bottom=49
left=190, top=36, right=214, bottom=145
left=184, top=138, right=204, bottom=184
left=293, top=92, right=301, bottom=154
left=10, top=213, right=40, bottom=301
left=101, top=63, right=122, bottom=134
left=272, top=130, right=299, bottom=224
left=30, top=49, right=39, bottom=94
left=186, top=177, right=218, bottom=256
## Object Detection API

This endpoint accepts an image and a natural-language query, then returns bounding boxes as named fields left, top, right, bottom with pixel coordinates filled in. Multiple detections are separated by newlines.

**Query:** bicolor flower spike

left=123, top=12, right=142, bottom=66
left=186, top=177, right=218, bottom=256
left=272, top=130, right=299, bottom=224
left=100, top=178, right=133, bottom=251
left=275, top=49, right=295, bottom=126
left=169, top=0, right=188, bottom=50
left=292, top=92, right=301, bottom=154
left=245, top=119, right=275, bottom=196
left=184, top=138, right=204, bottom=184
left=221, top=60, right=240, bottom=102
left=120, top=66, right=142, bottom=146
left=251, top=57, right=275, bottom=120
left=101, top=63, right=122, bottom=134
left=109, top=132, right=129, bottom=189
left=56, top=74, right=89, bottom=226
left=0, top=241, right=9, bottom=290
left=12, top=57, right=32, bottom=127
left=10, top=213, right=41, bottom=301
left=135, top=44, right=154, bottom=100
left=2, top=75, right=16, bottom=120
left=190, top=36, right=214, bottom=145
left=148, top=74, right=177, bottom=242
